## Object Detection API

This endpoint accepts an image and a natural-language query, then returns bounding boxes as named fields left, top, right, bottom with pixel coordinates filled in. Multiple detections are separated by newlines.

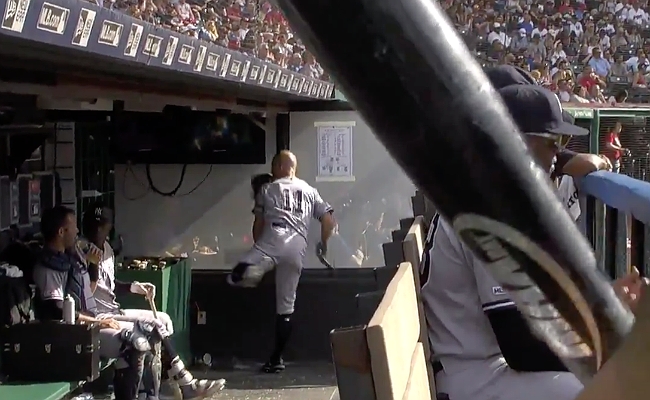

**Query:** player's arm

left=557, top=149, right=611, bottom=178
left=459, top=234, right=569, bottom=373
left=312, top=189, right=335, bottom=245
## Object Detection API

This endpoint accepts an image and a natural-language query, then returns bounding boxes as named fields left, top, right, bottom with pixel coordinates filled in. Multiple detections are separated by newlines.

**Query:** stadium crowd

left=447, top=0, right=650, bottom=104
left=89, top=0, right=650, bottom=103
left=91, top=0, right=328, bottom=80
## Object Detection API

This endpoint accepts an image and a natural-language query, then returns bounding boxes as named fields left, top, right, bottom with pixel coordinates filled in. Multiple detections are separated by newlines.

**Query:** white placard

left=315, top=121, right=355, bottom=182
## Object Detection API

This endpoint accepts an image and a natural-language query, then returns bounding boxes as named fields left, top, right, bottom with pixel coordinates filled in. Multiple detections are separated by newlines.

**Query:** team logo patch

left=492, top=286, right=506, bottom=295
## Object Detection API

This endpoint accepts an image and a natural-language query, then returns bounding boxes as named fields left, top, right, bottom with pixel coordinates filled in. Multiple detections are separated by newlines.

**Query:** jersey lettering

left=281, top=189, right=304, bottom=215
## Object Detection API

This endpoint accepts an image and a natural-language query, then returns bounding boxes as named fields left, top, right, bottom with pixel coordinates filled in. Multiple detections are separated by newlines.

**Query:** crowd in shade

left=447, top=0, right=650, bottom=103
left=91, top=0, right=329, bottom=81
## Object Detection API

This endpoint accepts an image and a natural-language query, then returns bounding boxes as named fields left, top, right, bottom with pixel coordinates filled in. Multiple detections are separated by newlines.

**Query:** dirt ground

left=195, top=360, right=340, bottom=400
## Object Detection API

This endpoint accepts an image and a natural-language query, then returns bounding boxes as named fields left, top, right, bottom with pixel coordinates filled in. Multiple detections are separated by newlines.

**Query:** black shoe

left=261, top=359, right=285, bottom=373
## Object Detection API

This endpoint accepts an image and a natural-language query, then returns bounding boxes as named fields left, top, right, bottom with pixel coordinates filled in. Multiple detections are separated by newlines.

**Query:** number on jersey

left=281, top=189, right=304, bottom=215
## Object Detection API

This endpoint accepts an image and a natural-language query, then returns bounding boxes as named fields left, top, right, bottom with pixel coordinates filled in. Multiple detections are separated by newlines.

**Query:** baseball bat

left=274, top=0, right=634, bottom=380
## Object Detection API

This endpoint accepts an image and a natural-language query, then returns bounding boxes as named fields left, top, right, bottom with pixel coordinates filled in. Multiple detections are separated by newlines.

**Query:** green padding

left=116, top=258, right=192, bottom=361
left=0, top=359, right=115, bottom=400
left=0, top=381, right=78, bottom=400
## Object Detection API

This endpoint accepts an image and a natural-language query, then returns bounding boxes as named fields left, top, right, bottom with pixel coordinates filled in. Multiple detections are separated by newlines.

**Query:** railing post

left=592, top=197, right=608, bottom=274
left=630, top=218, right=646, bottom=276
left=605, top=205, right=617, bottom=278
left=614, top=212, right=631, bottom=279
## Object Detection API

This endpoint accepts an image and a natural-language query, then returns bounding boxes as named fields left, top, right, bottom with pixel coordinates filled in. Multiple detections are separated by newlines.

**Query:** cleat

left=227, top=258, right=275, bottom=288
left=180, top=378, right=226, bottom=400
left=261, top=359, right=285, bottom=374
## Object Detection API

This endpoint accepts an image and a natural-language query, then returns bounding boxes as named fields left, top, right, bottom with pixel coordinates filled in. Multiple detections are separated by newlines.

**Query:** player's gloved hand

left=316, top=241, right=328, bottom=257
left=316, top=242, right=333, bottom=269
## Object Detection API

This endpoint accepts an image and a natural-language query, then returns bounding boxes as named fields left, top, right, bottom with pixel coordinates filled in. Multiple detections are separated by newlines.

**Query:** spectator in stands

left=588, top=47, right=611, bottom=78
left=82, top=204, right=226, bottom=400
left=608, top=89, right=629, bottom=105
left=633, top=64, right=649, bottom=88
left=605, top=121, right=630, bottom=173
left=577, top=65, right=606, bottom=90
left=527, top=33, right=547, bottom=61
left=510, top=28, right=529, bottom=52
left=33, top=206, right=145, bottom=400
left=550, top=42, right=568, bottom=65
left=610, top=55, right=630, bottom=77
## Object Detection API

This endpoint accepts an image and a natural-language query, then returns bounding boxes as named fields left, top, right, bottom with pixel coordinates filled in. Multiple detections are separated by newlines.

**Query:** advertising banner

left=0, top=0, right=335, bottom=99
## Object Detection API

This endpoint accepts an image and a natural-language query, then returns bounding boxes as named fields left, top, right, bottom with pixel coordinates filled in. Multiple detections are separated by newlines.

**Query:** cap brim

left=547, top=121, right=589, bottom=137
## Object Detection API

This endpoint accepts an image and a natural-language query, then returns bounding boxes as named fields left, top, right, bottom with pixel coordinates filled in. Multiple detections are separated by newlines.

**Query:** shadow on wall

left=114, top=115, right=278, bottom=269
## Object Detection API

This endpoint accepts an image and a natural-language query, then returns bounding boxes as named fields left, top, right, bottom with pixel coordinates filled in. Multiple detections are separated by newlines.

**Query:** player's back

left=259, top=177, right=320, bottom=240
left=420, top=215, right=504, bottom=373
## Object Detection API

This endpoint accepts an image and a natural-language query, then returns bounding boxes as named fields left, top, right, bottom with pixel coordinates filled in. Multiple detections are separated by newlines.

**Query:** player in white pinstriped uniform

left=419, top=84, right=645, bottom=400
left=227, top=150, right=336, bottom=373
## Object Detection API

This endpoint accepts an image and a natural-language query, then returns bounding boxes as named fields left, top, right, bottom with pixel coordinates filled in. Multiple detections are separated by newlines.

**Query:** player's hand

left=85, top=244, right=103, bottom=265
left=98, top=318, right=121, bottom=330
left=613, top=267, right=649, bottom=312
left=316, top=242, right=333, bottom=269
left=130, top=281, right=156, bottom=300
left=316, top=241, right=328, bottom=257
left=597, top=154, right=613, bottom=171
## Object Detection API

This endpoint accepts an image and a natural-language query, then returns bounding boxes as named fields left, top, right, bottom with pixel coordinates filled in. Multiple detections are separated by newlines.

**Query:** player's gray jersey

left=420, top=181, right=582, bottom=373
left=254, top=177, right=332, bottom=241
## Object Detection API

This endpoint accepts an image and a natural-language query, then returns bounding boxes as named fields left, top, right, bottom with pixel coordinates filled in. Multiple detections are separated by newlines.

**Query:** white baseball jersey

left=420, top=182, right=584, bottom=400
left=243, top=176, right=333, bottom=315
left=253, top=177, right=332, bottom=244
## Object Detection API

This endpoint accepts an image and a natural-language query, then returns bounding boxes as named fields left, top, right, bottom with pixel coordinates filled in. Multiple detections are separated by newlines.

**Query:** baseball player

left=80, top=203, right=226, bottom=400
left=227, top=150, right=336, bottom=373
left=420, top=84, right=646, bottom=400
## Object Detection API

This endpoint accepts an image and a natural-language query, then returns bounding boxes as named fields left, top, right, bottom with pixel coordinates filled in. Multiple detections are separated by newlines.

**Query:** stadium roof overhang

left=0, top=0, right=335, bottom=110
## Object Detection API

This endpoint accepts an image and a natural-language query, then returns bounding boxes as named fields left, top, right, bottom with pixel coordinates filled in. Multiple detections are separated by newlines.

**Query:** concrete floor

left=195, top=361, right=339, bottom=400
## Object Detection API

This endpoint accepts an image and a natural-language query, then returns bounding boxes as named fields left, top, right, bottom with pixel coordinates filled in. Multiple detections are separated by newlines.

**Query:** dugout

left=0, top=0, right=420, bottom=398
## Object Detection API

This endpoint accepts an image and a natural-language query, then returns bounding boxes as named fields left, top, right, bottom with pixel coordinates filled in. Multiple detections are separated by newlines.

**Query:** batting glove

left=316, top=241, right=328, bottom=257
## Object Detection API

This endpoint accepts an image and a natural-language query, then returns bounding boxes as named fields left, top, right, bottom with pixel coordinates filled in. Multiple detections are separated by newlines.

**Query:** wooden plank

left=331, top=326, right=377, bottom=400
left=366, top=263, right=421, bottom=400
left=402, top=343, right=432, bottom=400
left=400, top=218, right=415, bottom=230
left=382, top=242, right=405, bottom=269
left=402, top=216, right=436, bottom=399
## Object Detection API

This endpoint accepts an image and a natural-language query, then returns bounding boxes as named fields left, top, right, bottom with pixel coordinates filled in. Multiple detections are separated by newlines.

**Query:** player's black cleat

left=227, top=258, right=275, bottom=288
left=261, top=359, right=286, bottom=374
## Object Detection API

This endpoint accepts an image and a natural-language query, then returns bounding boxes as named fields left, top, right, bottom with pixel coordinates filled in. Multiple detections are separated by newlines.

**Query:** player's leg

left=436, top=363, right=584, bottom=400
left=227, top=246, right=276, bottom=288
left=262, top=252, right=305, bottom=373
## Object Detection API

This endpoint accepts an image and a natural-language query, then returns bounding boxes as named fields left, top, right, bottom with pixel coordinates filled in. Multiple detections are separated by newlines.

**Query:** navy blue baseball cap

left=486, top=65, right=575, bottom=125
left=498, top=84, right=589, bottom=137
left=485, top=65, right=536, bottom=89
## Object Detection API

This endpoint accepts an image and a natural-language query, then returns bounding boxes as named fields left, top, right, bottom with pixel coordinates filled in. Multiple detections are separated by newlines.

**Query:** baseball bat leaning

left=275, top=0, right=634, bottom=383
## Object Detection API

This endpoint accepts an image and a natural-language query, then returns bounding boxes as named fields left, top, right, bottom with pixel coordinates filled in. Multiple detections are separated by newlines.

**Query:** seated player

left=33, top=206, right=146, bottom=400
left=421, top=85, right=646, bottom=400
left=81, top=203, right=226, bottom=400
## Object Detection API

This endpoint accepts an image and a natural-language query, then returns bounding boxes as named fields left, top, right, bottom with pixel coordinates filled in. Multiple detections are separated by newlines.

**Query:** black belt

left=432, top=360, right=443, bottom=374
